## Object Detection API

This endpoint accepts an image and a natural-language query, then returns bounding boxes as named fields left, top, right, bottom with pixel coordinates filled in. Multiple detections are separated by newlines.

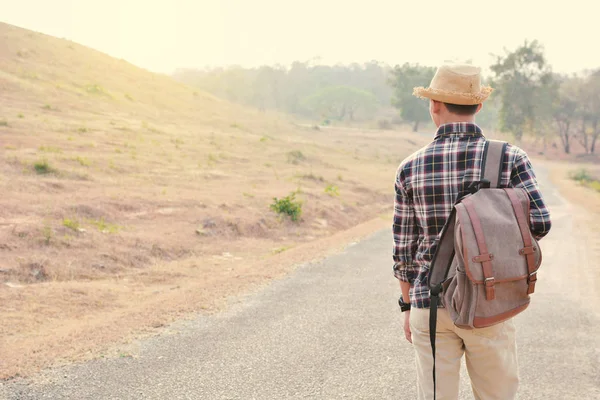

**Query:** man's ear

left=476, top=103, right=483, bottom=114
left=431, top=100, right=442, bottom=114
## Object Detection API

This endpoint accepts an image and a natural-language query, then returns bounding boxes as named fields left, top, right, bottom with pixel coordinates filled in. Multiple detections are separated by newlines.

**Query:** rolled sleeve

left=392, top=170, right=419, bottom=284
left=510, top=152, right=552, bottom=240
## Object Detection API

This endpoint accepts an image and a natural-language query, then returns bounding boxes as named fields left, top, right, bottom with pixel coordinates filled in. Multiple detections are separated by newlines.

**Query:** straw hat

left=413, top=64, right=493, bottom=105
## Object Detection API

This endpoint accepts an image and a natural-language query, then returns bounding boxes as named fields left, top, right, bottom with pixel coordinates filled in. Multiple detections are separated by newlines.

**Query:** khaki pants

left=410, top=307, right=519, bottom=400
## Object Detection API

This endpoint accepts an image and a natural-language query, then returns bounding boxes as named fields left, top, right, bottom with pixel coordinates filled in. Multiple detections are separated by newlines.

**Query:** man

left=393, top=64, right=551, bottom=399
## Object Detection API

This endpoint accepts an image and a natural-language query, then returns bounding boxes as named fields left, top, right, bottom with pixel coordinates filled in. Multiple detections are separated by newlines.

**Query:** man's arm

left=393, top=171, right=419, bottom=296
left=510, top=152, right=552, bottom=240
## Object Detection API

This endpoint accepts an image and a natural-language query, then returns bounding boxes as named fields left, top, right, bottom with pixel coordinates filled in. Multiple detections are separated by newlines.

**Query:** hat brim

left=412, top=86, right=493, bottom=105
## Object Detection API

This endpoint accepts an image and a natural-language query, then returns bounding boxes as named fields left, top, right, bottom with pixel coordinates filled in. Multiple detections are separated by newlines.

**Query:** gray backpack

left=427, top=140, right=542, bottom=398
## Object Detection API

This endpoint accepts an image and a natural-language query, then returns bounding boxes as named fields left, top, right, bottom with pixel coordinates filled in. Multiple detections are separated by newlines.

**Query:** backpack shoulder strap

left=482, top=140, right=508, bottom=188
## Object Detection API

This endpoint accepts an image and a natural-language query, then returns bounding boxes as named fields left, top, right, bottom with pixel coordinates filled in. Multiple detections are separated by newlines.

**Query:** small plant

left=337, top=174, right=343, bottom=181
left=17, top=113, right=24, bottom=118
left=0, top=120, right=9, bottom=126
left=243, top=192, right=255, bottom=198
left=260, top=136, right=269, bottom=142
left=62, top=218, right=80, bottom=231
left=42, top=104, right=52, bottom=110
left=124, top=93, right=134, bottom=101
left=570, top=168, right=600, bottom=192
left=272, top=246, right=289, bottom=254
left=42, top=224, right=53, bottom=245
left=39, top=145, right=62, bottom=153
left=270, top=193, right=302, bottom=222
left=88, top=217, right=120, bottom=234
left=325, top=184, right=340, bottom=197
left=230, top=123, right=241, bottom=129
left=78, top=127, right=88, bottom=133
left=85, top=84, right=112, bottom=98
left=33, top=159, right=53, bottom=174
left=287, top=150, right=306, bottom=164
left=208, top=153, right=218, bottom=164
left=74, top=156, right=90, bottom=166
left=570, top=169, right=593, bottom=182
left=173, top=138, right=184, bottom=148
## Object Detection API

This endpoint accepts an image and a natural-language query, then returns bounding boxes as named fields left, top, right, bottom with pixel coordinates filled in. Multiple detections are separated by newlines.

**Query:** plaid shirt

left=393, top=122, right=552, bottom=308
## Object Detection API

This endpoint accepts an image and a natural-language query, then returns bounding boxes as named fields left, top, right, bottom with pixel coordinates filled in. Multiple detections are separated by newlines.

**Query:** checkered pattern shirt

left=393, top=122, right=552, bottom=309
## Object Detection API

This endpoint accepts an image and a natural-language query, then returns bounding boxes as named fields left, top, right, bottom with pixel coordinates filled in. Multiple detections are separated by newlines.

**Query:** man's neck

left=437, top=116, right=476, bottom=126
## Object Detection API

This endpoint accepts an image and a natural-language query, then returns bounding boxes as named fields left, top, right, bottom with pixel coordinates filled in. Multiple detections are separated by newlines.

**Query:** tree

left=490, top=40, right=554, bottom=142
left=301, top=86, right=379, bottom=121
left=576, top=70, right=600, bottom=153
left=389, top=63, right=435, bottom=132
left=552, top=76, right=578, bottom=154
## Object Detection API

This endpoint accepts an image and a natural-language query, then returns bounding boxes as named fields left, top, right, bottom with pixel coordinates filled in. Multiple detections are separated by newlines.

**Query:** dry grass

left=0, top=22, right=428, bottom=379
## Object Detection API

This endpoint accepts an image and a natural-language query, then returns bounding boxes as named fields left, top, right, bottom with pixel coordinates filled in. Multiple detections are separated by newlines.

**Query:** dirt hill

left=0, top=22, right=427, bottom=379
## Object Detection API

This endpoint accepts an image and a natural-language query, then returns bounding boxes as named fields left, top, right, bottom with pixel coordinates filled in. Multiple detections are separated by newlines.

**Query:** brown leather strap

left=462, top=198, right=496, bottom=300
left=504, top=189, right=537, bottom=294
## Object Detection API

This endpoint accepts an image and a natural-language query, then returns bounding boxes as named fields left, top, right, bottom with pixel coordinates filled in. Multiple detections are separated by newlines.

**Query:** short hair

left=443, top=102, right=480, bottom=116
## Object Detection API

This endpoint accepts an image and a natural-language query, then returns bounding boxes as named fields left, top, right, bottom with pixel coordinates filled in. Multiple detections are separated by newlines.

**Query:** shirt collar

left=434, top=122, right=483, bottom=140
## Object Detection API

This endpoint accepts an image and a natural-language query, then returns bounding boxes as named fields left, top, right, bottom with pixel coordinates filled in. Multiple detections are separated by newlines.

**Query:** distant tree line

left=175, top=42, right=600, bottom=155
left=173, top=61, right=393, bottom=123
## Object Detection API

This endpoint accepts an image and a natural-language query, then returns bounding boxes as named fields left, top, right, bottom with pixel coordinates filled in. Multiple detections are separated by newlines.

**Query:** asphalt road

left=1, top=166, right=599, bottom=400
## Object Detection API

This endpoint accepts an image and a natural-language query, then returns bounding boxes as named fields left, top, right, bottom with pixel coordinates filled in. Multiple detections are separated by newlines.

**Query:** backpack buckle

left=527, top=271, right=537, bottom=295
left=484, top=277, right=496, bottom=300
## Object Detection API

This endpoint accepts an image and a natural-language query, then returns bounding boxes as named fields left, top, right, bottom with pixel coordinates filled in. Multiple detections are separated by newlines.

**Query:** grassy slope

left=0, top=22, right=428, bottom=378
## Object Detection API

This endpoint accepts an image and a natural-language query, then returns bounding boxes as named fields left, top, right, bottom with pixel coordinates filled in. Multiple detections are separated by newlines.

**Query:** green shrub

left=74, top=156, right=91, bottom=166
left=270, top=193, right=302, bottom=221
left=0, top=120, right=8, bottom=126
left=570, top=168, right=600, bottom=192
left=33, top=159, right=52, bottom=174
left=287, top=150, right=306, bottom=164
left=85, top=84, right=112, bottom=98
left=88, top=217, right=120, bottom=233
left=17, top=113, right=24, bottom=118
left=62, top=218, right=80, bottom=231
left=325, top=184, right=340, bottom=196
left=42, top=224, right=53, bottom=245
left=570, top=168, right=593, bottom=182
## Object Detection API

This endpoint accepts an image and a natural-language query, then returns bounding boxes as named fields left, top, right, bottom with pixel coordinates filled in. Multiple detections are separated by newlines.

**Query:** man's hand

left=403, top=310, right=412, bottom=343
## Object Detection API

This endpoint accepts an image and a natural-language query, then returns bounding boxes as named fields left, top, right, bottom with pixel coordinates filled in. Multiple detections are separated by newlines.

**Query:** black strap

left=483, top=140, right=507, bottom=188
left=428, top=209, right=457, bottom=289
left=429, top=292, right=440, bottom=400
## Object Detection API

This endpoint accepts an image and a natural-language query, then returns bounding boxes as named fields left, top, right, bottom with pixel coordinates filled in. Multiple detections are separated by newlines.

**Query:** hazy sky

left=1, top=0, right=597, bottom=75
